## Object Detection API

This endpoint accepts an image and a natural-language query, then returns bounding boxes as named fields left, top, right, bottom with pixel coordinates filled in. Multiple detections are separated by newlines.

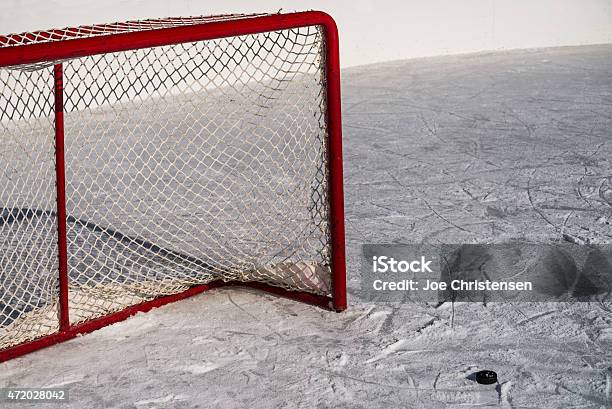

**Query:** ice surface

left=1, top=45, right=611, bottom=408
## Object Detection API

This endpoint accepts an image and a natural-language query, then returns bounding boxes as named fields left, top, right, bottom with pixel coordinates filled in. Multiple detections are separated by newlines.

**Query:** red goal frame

left=0, top=11, right=346, bottom=363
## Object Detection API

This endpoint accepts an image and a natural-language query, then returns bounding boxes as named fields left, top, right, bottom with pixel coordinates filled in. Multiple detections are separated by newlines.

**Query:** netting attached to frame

left=1, top=18, right=332, bottom=350
left=0, top=14, right=269, bottom=49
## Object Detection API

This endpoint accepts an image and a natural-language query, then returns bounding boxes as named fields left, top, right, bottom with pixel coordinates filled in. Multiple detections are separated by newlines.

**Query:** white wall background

left=1, top=0, right=611, bottom=67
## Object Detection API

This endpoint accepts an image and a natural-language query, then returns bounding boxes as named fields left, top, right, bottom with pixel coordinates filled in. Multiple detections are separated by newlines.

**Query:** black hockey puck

left=475, top=370, right=497, bottom=385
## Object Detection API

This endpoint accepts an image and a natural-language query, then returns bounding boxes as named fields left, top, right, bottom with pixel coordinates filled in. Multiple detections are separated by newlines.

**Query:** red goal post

left=0, top=11, right=346, bottom=362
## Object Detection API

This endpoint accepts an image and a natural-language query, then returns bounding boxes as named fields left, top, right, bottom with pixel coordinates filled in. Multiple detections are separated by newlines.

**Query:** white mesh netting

left=1, top=23, right=332, bottom=350
left=0, top=68, right=60, bottom=348
left=0, top=14, right=269, bottom=48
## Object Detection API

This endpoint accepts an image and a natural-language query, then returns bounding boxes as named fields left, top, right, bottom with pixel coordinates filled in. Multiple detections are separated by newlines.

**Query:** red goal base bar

left=0, top=282, right=339, bottom=363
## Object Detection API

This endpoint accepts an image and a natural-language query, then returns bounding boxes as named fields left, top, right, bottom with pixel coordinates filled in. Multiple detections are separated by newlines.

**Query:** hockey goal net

left=0, top=12, right=345, bottom=360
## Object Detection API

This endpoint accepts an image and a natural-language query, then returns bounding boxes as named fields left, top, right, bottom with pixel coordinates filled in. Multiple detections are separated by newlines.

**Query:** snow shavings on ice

left=1, top=289, right=609, bottom=408
left=1, top=45, right=612, bottom=408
